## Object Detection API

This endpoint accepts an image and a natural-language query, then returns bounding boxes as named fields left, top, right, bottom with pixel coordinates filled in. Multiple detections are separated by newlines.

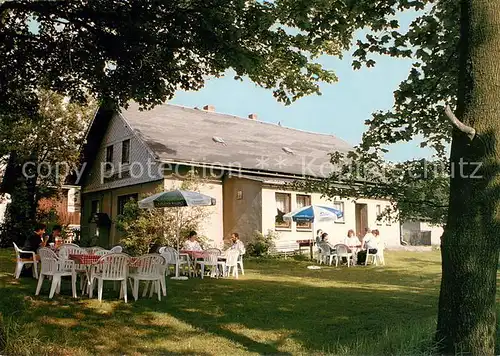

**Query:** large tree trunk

left=436, top=0, right=500, bottom=354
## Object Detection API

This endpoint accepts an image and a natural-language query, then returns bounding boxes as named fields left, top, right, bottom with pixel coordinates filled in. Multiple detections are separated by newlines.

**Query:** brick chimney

left=203, top=105, right=215, bottom=112
left=248, top=113, right=258, bottom=120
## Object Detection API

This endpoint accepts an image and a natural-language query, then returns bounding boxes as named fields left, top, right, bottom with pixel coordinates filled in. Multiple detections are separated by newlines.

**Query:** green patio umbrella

left=138, top=189, right=216, bottom=280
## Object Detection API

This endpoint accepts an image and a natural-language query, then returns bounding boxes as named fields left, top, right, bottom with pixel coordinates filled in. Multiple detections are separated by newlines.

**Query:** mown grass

left=0, top=249, right=477, bottom=355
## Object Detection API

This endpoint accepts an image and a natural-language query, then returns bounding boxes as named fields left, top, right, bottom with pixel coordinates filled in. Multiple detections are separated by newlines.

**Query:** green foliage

left=246, top=229, right=278, bottom=257
left=295, top=1, right=456, bottom=225
left=0, top=90, right=95, bottom=246
left=298, top=155, right=449, bottom=225
left=36, top=198, right=61, bottom=232
left=78, top=235, right=100, bottom=248
left=0, top=186, right=31, bottom=247
left=0, top=0, right=347, bottom=117
left=115, top=172, right=213, bottom=256
left=0, top=90, right=95, bottom=185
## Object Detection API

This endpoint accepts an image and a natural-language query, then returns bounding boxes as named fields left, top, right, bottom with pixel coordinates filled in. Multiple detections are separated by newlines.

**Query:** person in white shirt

left=182, top=231, right=202, bottom=251
left=363, top=229, right=381, bottom=253
left=344, top=229, right=360, bottom=248
left=229, top=232, right=246, bottom=254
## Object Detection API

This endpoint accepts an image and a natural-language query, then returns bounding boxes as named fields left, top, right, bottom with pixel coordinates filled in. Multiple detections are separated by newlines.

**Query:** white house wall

left=82, top=113, right=163, bottom=193
left=420, top=222, right=444, bottom=246
left=261, top=187, right=401, bottom=248
left=164, top=178, right=224, bottom=249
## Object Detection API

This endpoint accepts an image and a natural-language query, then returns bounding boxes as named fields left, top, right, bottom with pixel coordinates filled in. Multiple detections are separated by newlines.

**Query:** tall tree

left=435, top=1, right=500, bottom=353
left=0, top=90, right=95, bottom=245
left=297, top=0, right=499, bottom=352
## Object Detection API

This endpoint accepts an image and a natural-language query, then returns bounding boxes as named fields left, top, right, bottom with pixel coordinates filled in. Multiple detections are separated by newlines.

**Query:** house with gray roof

left=78, top=103, right=402, bottom=249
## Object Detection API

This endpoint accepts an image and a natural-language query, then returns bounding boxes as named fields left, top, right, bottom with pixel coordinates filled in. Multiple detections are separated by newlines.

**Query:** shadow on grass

left=0, top=275, right=440, bottom=354
left=246, top=258, right=442, bottom=291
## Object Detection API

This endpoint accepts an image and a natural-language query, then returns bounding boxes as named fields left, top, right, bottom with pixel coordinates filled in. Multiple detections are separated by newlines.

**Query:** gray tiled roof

left=119, top=103, right=353, bottom=178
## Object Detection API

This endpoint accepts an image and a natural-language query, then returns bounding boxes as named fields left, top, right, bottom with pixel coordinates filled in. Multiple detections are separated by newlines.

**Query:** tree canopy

left=0, top=0, right=351, bottom=111
left=0, top=90, right=94, bottom=247
left=289, top=0, right=457, bottom=224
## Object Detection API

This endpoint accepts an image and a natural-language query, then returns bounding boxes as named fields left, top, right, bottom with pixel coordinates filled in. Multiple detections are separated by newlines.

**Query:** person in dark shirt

left=47, top=225, right=62, bottom=246
left=21, top=223, right=47, bottom=258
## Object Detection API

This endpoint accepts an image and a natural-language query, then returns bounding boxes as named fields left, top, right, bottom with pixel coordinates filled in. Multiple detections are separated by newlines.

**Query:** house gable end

left=81, top=109, right=163, bottom=193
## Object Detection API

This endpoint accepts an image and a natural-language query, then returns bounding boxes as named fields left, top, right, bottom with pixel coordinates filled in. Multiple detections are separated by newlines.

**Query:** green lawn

left=0, top=249, right=467, bottom=355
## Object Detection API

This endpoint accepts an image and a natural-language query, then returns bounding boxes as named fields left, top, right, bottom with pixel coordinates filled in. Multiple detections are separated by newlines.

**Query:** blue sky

left=171, top=12, right=435, bottom=162
left=171, top=54, right=427, bottom=162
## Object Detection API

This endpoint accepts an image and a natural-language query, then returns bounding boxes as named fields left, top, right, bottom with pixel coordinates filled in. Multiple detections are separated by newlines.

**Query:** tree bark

left=436, top=0, right=500, bottom=354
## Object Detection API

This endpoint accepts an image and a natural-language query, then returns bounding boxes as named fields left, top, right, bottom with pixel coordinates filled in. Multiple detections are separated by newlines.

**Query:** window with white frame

left=333, top=201, right=345, bottom=223
left=275, top=193, right=291, bottom=229
left=376, top=204, right=382, bottom=225
left=296, top=194, right=311, bottom=230
left=385, top=204, right=392, bottom=226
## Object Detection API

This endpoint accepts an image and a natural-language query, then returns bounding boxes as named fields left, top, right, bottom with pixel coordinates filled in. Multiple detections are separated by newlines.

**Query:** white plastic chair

left=377, top=248, right=385, bottom=265
left=222, top=250, right=240, bottom=278
left=318, top=243, right=335, bottom=265
left=315, top=249, right=323, bottom=263
left=110, top=245, right=123, bottom=253
left=13, top=242, right=39, bottom=279
left=143, top=254, right=168, bottom=298
left=158, top=254, right=168, bottom=295
left=94, top=249, right=111, bottom=256
left=85, top=246, right=105, bottom=254
left=197, top=248, right=221, bottom=279
left=58, top=244, right=83, bottom=259
left=89, top=253, right=130, bottom=303
left=56, top=245, right=88, bottom=291
left=36, top=248, right=77, bottom=299
left=129, top=254, right=164, bottom=301
left=365, top=247, right=385, bottom=266
left=237, top=254, right=245, bottom=275
left=365, top=248, right=378, bottom=265
left=333, top=244, right=353, bottom=267
left=161, top=247, right=190, bottom=276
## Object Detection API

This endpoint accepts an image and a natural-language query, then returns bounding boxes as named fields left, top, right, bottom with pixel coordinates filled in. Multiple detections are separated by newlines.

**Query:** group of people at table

left=17, top=223, right=246, bottom=277
left=181, top=231, right=245, bottom=254
left=316, top=227, right=383, bottom=264
left=175, top=231, right=246, bottom=277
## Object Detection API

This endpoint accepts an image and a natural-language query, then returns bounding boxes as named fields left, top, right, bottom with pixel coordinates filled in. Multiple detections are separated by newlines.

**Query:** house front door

left=355, top=203, right=368, bottom=237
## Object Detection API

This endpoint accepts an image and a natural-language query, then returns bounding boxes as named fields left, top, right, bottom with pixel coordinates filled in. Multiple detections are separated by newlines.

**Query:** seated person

left=228, top=232, right=245, bottom=254
left=344, top=229, right=360, bottom=248
left=22, top=223, right=47, bottom=258
left=47, top=225, right=63, bottom=246
left=363, top=229, right=381, bottom=254
left=320, top=232, right=336, bottom=252
left=182, top=231, right=202, bottom=251
left=315, top=229, right=323, bottom=245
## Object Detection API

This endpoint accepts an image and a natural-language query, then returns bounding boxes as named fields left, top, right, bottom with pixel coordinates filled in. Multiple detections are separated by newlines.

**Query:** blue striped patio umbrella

left=283, top=205, right=343, bottom=223
left=284, top=205, right=343, bottom=259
